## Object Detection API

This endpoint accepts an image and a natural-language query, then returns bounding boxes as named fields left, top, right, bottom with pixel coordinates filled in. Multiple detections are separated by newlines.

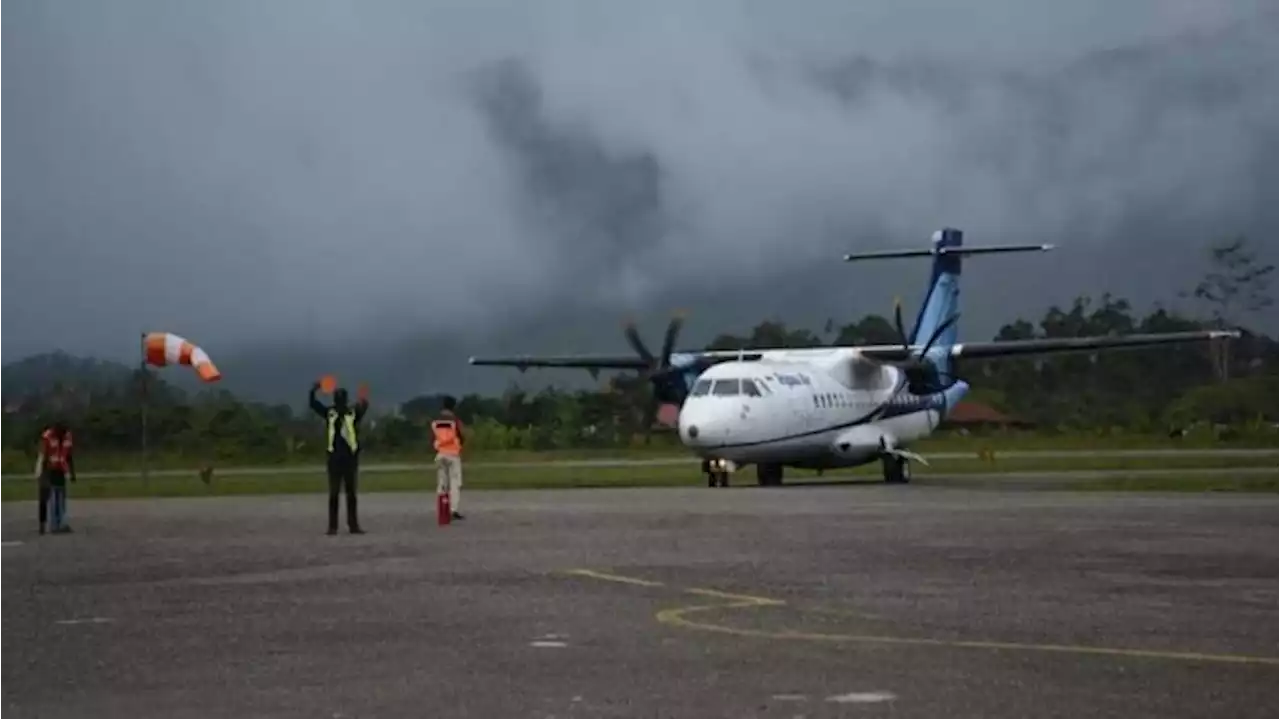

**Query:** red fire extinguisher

left=437, top=491, right=451, bottom=526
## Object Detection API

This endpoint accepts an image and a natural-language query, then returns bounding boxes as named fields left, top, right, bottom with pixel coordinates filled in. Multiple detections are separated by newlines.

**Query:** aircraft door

left=772, top=372, right=814, bottom=434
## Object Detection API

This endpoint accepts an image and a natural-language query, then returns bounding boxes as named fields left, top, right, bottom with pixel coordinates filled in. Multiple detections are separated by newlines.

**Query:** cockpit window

left=711, top=379, right=740, bottom=396
left=743, top=379, right=762, bottom=397
left=690, top=379, right=712, bottom=397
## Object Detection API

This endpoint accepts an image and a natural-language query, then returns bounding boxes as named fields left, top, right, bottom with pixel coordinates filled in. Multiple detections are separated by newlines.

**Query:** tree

left=2, top=287, right=1275, bottom=471
left=1183, top=236, right=1277, bottom=382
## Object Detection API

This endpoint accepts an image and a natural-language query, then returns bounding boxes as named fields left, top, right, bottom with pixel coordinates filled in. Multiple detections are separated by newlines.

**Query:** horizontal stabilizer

left=842, top=244, right=1053, bottom=262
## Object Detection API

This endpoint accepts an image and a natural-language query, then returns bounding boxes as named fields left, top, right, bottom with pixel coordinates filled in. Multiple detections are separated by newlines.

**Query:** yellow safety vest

left=326, top=408, right=359, bottom=453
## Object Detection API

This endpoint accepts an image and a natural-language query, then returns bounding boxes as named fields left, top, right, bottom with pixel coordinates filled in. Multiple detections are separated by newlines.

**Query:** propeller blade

left=659, top=312, right=684, bottom=364
left=642, top=396, right=660, bottom=445
left=893, top=297, right=907, bottom=349
left=623, top=320, right=655, bottom=365
left=919, top=312, right=960, bottom=358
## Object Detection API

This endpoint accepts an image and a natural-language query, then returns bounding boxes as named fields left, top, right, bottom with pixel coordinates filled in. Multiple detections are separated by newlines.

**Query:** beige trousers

left=435, top=453, right=462, bottom=512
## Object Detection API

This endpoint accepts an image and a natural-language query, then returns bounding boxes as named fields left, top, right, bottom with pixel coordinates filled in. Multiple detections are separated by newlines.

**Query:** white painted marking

left=826, top=691, right=896, bottom=704
left=771, top=694, right=808, bottom=702
left=529, top=641, right=568, bottom=648
left=2, top=541, right=23, bottom=547
left=54, top=617, right=114, bottom=626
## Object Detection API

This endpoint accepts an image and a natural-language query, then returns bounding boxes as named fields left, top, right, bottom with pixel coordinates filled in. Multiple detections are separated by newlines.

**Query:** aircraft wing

left=468, top=350, right=768, bottom=371
left=468, top=355, right=652, bottom=370
left=858, top=329, right=1239, bottom=362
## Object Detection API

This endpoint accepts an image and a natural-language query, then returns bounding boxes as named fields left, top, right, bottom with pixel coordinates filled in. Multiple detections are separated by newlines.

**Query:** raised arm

left=354, top=384, right=370, bottom=422
left=308, top=383, right=328, bottom=417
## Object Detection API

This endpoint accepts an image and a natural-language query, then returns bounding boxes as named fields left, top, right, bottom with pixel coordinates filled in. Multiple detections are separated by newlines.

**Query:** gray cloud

left=3, top=0, right=1275, bottom=402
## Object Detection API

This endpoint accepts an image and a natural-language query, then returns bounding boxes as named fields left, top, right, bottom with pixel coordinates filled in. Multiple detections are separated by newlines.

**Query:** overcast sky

left=4, top=0, right=1276, bottom=402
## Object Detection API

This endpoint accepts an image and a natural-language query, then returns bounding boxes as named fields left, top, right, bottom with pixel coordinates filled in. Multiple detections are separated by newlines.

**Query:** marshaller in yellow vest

left=432, top=396, right=466, bottom=520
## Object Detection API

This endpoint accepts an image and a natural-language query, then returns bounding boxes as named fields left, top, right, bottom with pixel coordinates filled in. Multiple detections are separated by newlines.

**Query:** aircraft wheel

left=756, top=463, right=784, bottom=487
left=881, top=456, right=911, bottom=484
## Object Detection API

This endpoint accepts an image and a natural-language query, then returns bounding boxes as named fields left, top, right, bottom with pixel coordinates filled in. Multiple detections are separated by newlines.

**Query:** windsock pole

left=140, top=332, right=150, bottom=490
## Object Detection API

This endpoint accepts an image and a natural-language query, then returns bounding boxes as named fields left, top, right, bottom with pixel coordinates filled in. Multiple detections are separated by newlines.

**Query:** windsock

left=144, top=332, right=221, bottom=382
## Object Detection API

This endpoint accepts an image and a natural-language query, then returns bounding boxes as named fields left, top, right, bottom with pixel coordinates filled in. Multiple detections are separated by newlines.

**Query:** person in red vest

left=35, top=421, right=76, bottom=534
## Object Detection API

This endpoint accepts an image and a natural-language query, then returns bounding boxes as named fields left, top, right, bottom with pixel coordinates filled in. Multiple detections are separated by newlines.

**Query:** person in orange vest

left=35, top=421, right=77, bottom=535
left=432, top=396, right=466, bottom=520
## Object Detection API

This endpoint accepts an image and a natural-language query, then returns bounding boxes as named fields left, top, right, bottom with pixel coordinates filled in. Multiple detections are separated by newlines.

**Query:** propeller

left=621, top=312, right=692, bottom=442
left=888, top=297, right=961, bottom=392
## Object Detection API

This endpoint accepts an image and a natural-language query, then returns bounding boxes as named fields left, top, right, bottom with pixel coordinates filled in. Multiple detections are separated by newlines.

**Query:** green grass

left=2, top=431, right=1274, bottom=474
left=3, top=453, right=1274, bottom=502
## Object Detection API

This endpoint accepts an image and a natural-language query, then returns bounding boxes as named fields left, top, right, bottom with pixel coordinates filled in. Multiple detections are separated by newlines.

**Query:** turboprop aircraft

left=469, top=228, right=1238, bottom=487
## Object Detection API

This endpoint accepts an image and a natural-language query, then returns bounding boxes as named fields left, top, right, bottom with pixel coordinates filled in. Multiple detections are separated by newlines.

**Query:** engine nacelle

left=832, top=426, right=894, bottom=460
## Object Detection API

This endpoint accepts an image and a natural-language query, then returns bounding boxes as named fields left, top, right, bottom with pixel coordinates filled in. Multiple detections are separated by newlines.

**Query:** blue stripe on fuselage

left=707, top=381, right=951, bottom=450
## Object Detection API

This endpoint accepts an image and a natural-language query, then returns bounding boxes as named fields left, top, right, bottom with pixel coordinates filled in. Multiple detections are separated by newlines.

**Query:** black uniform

left=309, top=384, right=368, bottom=534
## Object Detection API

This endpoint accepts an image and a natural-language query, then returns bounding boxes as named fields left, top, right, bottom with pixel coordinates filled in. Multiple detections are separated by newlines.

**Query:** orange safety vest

left=432, top=418, right=462, bottom=456
left=41, top=429, right=73, bottom=471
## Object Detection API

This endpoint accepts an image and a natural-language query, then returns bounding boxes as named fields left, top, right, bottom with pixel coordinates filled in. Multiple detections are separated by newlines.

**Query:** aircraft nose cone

left=678, top=406, right=705, bottom=445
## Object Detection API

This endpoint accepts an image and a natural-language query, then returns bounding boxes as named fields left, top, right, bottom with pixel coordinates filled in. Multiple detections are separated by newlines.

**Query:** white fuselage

left=675, top=349, right=968, bottom=470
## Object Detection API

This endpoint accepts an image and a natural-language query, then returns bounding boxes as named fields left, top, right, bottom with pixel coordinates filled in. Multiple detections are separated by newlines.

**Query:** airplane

left=469, top=228, right=1239, bottom=487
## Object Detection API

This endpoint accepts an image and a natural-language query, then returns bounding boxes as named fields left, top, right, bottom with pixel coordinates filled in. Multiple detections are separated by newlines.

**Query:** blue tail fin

left=909, top=228, right=963, bottom=378
left=841, top=229, right=1051, bottom=386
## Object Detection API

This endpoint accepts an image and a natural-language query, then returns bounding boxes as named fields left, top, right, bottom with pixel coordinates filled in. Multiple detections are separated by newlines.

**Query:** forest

left=2, top=238, right=1276, bottom=465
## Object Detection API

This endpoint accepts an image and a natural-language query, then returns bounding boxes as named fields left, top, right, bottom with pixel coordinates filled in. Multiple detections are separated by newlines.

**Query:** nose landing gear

left=702, top=458, right=733, bottom=488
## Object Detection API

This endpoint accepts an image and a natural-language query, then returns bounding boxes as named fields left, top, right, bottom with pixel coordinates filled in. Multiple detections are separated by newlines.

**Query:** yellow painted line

left=565, top=568, right=1278, bottom=667
left=685, top=587, right=785, bottom=605
left=561, top=568, right=666, bottom=588
left=658, top=595, right=1278, bottom=666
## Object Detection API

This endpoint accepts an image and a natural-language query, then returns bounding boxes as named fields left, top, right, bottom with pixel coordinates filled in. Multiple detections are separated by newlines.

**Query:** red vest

left=42, top=429, right=73, bottom=471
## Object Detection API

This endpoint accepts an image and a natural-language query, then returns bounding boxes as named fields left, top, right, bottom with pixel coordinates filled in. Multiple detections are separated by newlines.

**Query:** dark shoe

left=53, top=526, right=72, bottom=534
left=349, top=527, right=366, bottom=535
left=451, top=512, right=465, bottom=520
left=326, top=528, right=337, bottom=536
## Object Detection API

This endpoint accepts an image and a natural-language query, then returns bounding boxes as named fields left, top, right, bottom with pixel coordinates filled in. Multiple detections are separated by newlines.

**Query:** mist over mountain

left=4, top=0, right=1275, bottom=405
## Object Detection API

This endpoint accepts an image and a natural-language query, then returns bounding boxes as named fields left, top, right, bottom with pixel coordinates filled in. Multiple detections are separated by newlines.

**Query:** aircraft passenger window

left=711, top=379, right=741, bottom=396
left=690, top=379, right=712, bottom=397
left=743, top=380, right=761, bottom=397
left=754, top=380, right=772, bottom=395
left=813, top=395, right=819, bottom=408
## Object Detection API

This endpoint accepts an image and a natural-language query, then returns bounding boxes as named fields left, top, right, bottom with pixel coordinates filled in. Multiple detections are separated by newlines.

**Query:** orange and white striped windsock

left=144, top=332, right=221, bottom=382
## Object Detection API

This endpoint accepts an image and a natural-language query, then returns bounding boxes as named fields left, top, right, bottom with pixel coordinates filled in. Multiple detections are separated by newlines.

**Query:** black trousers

left=327, top=458, right=360, bottom=530
left=38, top=485, right=50, bottom=525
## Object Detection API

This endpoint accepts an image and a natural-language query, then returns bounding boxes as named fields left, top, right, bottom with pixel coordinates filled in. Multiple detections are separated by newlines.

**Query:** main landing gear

left=880, top=454, right=912, bottom=484
left=756, top=463, right=783, bottom=487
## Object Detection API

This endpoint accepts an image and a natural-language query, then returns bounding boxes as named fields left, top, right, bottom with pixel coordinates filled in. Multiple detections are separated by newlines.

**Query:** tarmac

left=3, top=480, right=1276, bottom=719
